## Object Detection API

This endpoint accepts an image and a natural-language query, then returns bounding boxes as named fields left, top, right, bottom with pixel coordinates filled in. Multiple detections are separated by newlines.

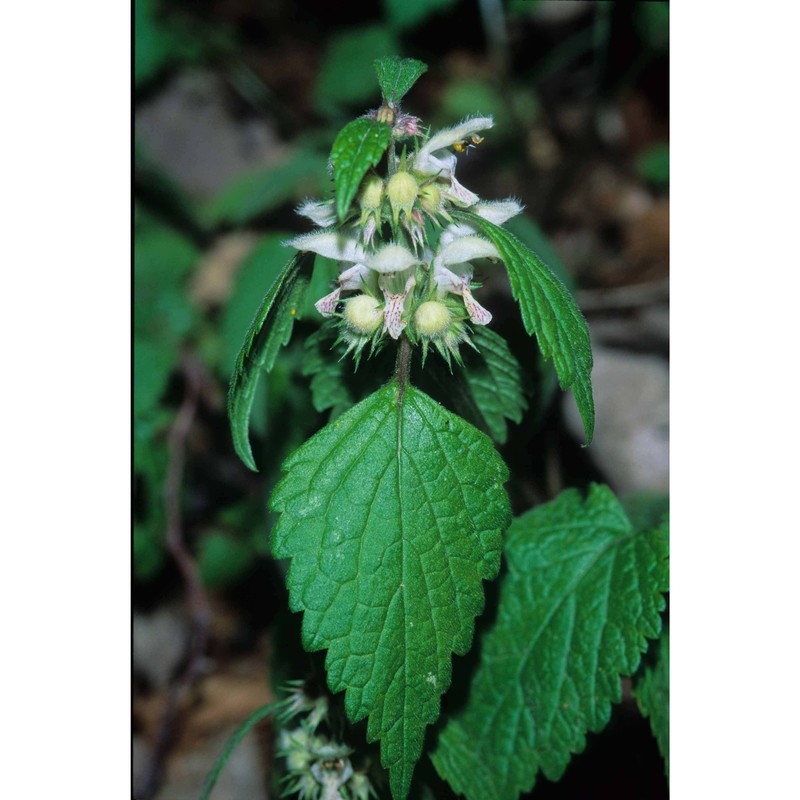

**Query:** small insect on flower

left=452, top=134, right=485, bottom=154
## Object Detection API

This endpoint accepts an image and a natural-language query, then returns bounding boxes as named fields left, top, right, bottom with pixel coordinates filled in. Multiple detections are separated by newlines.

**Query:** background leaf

left=634, top=626, right=670, bottom=776
left=431, top=485, right=669, bottom=800
left=228, top=251, right=314, bottom=471
left=460, top=212, right=595, bottom=444
left=204, top=149, right=329, bottom=227
left=330, top=117, right=392, bottom=222
left=271, top=383, right=511, bottom=799
left=315, top=25, right=399, bottom=114
left=381, top=0, right=461, bottom=31
left=374, top=56, right=428, bottom=105
left=463, top=326, right=527, bottom=444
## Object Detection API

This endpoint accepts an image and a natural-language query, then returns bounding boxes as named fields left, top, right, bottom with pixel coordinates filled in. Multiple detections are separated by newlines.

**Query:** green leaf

left=315, top=25, right=399, bottom=113
left=271, top=383, right=511, bottom=799
left=301, top=329, right=353, bottom=419
left=198, top=531, right=256, bottom=588
left=381, top=0, right=460, bottom=31
left=374, top=56, right=428, bottom=105
left=134, top=337, right=177, bottom=419
left=634, top=627, right=670, bottom=776
left=204, top=150, right=328, bottom=227
left=636, top=143, right=670, bottom=188
left=200, top=702, right=279, bottom=800
left=221, top=233, right=293, bottom=374
left=463, top=327, right=527, bottom=444
left=431, top=485, right=669, bottom=800
left=459, top=212, right=595, bottom=444
left=331, top=117, right=392, bottom=222
left=228, top=251, right=314, bottom=471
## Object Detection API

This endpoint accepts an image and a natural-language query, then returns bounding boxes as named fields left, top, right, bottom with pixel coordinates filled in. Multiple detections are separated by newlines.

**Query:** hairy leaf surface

left=464, top=326, right=527, bottom=444
left=228, top=251, right=314, bottom=471
left=271, top=383, right=511, bottom=798
left=374, top=56, right=428, bottom=104
left=459, top=212, right=595, bottom=443
left=634, top=626, right=670, bottom=776
left=331, top=118, right=392, bottom=222
left=431, top=485, right=669, bottom=800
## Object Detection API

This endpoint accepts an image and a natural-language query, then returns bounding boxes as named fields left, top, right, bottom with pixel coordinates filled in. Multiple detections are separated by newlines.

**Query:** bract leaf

left=228, top=250, right=314, bottom=471
left=271, top=383, right=511, bottom=798
left=330, top=117, right=392, bottom=222
left=431, top=485, right=669, bottom=800
left=374, top=56, right=428, bottom=104
left=458, top=212, right=595, bottom=444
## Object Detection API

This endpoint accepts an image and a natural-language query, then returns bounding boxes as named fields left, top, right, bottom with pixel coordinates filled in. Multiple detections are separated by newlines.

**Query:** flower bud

left=419, top=182, right=441, bottom=213
left=344, top=294, right=383, bottom=334
left=386, top=171, right=418, bottom=225
left=359, top=174, right=384, bottom=213
left=414, top=300, right=451, bottom=337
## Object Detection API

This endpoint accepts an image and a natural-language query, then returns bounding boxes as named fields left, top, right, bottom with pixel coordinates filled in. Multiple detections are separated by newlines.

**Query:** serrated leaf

left=431, top=484, right=669, bottom=800
left=634, top=626, right=670, bottom=776
left=271, top=383, right=511, bottom=799
left=374, top=56, right=428, bottom=104
left=301, top=329, right=353, bottom=419
left=463, top=327, right=527, bottom=444
left=459, top=212, right=595, bottom=444
left=331, top=118, right=392, bottom=222
left=228, top=251, right=314, bottom=471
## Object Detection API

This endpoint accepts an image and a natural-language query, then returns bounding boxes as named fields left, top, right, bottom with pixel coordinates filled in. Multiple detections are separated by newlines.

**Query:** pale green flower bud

left=344, top=294, right=383, bottom=334
left=359, top=174, right=384, bottom=214
left=386, top=171, right=418, bottom=225
left=414, top=300, right=451, bottom=337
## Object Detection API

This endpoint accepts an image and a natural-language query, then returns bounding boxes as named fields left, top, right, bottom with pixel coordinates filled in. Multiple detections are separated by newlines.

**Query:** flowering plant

left=218, top=57, right=668, bottom=800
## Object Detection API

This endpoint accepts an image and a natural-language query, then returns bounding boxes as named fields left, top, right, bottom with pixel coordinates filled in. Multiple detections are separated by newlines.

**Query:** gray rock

left=564, top=345, right=669, bottom=493
left=133, top=605, right=188, bottom=691
left=136, top=70, right=286, bottom=198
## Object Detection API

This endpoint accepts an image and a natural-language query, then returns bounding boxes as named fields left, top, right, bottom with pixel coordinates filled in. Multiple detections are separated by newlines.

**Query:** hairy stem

left=394, top=334, right=412, bottom=405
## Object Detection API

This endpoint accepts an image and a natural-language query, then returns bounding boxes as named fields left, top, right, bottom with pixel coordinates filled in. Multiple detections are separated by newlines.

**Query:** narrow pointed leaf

left=331, top=117, right=392, bottom=222
left=228, top=251, right=314, bottom=471
left=463, top=326, right=527, bottom=444
left=271, top=383, right=511, bottom=799
left=374, top=56, right=428, bottom=104
left=431, top=485, right=669, bottom=800
left=634, top=626, right=670, bottom=776
left=458, top=212, right=595, bottom=444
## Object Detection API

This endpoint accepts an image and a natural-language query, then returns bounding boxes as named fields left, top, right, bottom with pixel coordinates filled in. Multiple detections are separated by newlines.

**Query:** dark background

left=133, top=1, right=669, bottom=797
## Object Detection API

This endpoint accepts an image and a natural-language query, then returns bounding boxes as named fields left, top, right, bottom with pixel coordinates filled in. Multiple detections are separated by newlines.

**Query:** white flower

left=439, top=199, right=524, bottom=245
left=295, top=199, right=337, bottom=228
left=286, top=231, right=421, bottom=338
left=431, top=231, right=504, bottom=326
left=413, top=116, right=494, bottom=206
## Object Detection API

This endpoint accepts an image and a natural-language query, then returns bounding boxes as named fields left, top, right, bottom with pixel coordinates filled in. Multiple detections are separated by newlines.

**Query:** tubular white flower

left=440, top=199, right=525, bottom=244
left=413, top=116, right=494, bottom=209
left=414, top=116, right=494, bottom=174
left=295, top=199, right=337, bottom=228
left=438, top=235, right=499, bottom=266
left=381, top=273, right=416, bottom=339
left=285, top=230, right=366, bottom=263
left=365, top=243, right=421, bottom=274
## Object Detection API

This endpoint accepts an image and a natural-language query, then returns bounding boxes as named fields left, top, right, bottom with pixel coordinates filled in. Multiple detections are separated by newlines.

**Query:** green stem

left=394, top=334, right=412, bottom=404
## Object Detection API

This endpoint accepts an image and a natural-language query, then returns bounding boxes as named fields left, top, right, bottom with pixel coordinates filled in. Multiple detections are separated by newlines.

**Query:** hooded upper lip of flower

left=413, top=116, right=495, bottom=207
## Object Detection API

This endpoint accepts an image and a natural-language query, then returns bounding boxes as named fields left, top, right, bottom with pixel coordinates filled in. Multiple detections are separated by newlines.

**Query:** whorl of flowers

left=286, top=106, right=523, bottom=366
